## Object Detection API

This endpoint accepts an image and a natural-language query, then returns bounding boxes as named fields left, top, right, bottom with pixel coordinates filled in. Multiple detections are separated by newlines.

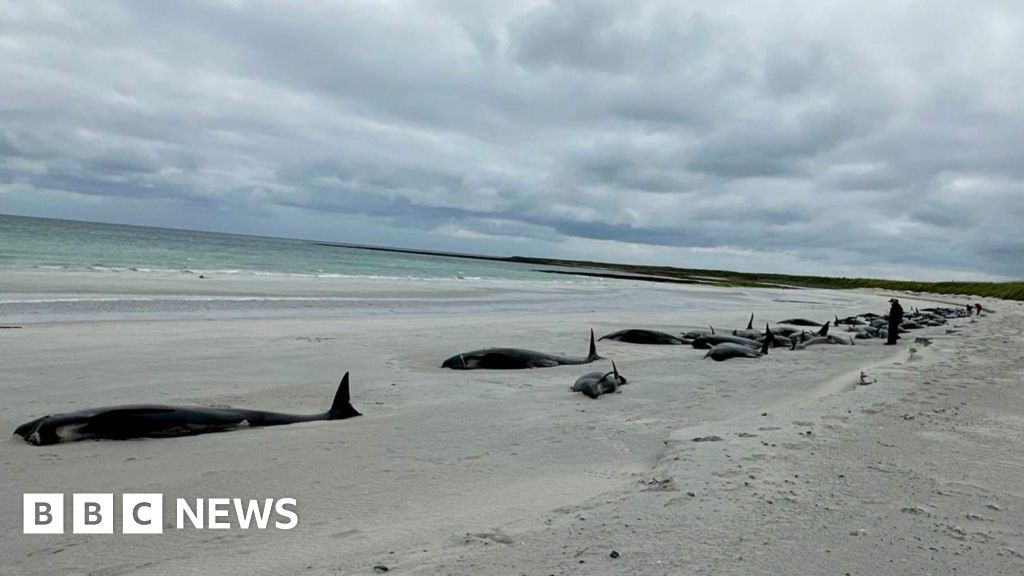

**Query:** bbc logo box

left=23, top=494, right=63, bottom=534
left=24, top=493, right=163, bottom=534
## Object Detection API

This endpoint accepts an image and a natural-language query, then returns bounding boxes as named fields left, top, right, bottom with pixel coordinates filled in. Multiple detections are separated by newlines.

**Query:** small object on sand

left=373, top=566, right=389, bottom=573
left=640, top=478, right=675, bottom=491
left=610, top=550, right=620, bottom=559
left=858, top=372, right=876, bottom=386
left=692, top=435, right=723, bottom=442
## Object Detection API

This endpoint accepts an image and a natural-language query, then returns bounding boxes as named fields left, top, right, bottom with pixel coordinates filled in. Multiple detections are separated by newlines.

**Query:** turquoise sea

left=2, top=214, right=677, bottom=323
left=0, top=214, right=550, bottom=281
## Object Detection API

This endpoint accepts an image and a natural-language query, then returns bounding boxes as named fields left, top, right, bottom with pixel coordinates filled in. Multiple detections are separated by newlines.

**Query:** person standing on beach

left=886, top=298, right=904, bottom=345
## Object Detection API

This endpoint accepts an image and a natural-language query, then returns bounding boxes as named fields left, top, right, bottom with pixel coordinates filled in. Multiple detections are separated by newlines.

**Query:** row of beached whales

left=439, top=305, right=974, bottom=399
left=13, top=305, right=973, bottom=445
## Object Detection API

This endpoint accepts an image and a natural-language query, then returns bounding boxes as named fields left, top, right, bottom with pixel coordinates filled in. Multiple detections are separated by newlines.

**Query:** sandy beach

left=1, top=270, right=1021, bottom=575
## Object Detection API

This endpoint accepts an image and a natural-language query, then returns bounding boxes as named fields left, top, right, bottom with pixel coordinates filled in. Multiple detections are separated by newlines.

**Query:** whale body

left=15, top=373, right=360, bottom=446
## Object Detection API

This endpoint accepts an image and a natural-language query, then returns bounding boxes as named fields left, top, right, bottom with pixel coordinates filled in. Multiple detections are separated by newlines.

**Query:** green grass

left=507, top=257, right=1024, bottom=301
left=312, top=241, right=1023, bottom=301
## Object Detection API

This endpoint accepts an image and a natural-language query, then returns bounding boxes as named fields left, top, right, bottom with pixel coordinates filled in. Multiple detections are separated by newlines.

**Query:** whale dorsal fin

left=746, top=313, right=754, bottom=330
left=587, top=329, right=601, bottom=360
left=329, top=372, right=361, bottom=419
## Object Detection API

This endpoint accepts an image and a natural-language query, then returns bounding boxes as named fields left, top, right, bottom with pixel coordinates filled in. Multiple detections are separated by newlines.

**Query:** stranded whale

left=441, top=330, right=602, bottom=370
left=15, top=373, right=361, bottom=446
left=705, top=326, right=773, bottom=361
left=599, top=329, right=685, bottom=345
left=571, top=361, right=627, bottom=399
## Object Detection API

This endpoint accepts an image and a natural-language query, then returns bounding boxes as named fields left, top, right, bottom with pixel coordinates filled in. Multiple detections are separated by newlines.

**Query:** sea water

left=2, top=214, right=693, bottom=323
left=0, top=214, right=550, bottom=281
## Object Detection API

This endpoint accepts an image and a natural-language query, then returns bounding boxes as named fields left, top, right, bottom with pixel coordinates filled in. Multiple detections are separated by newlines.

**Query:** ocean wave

left=0, top=297, right=157, bottom=304
left=9, top=263, right=594, bottom=286
left=0, top=295, right=459, bottom=305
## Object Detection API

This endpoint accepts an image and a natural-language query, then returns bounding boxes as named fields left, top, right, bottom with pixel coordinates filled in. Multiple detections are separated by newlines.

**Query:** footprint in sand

left=467, top=530, right=516, bottom=545
left=780, top=442, right=810, bottom=451
left=965, top=513, right=994, bottom=522
left=87, top=562, right=160, bottom=576
left=821, top=415, right=849, bottom=422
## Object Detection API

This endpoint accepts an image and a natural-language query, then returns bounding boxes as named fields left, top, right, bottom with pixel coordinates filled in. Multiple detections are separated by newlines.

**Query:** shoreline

left=0, top=274, right=1019, bottom=575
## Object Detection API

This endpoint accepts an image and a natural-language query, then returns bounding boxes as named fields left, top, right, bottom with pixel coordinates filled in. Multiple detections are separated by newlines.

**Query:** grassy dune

left=315, top=242, right=1023, bottom=301
left=510, top=257, right=1024, bottom=302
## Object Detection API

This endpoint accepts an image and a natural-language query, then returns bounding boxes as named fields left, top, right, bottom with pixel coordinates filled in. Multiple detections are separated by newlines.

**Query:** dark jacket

left=889, top=302, right=904, bottom=325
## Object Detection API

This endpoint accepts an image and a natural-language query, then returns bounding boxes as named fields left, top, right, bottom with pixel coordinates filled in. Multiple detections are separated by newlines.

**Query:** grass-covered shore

left=314, top=241, right=1023, bottom=301
left=508, top=256, right=1024, bottom=301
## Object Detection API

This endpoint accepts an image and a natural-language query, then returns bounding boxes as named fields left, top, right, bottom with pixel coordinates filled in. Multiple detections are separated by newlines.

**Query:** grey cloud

left=510, top=1, right=625, bottom=72
left=1, top=0, right=1022, bottom=279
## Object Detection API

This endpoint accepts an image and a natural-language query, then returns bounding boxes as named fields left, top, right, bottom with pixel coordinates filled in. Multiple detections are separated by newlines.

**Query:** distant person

left=886, top=298, right=903, bottom=345
left=975, top=303, right=983, bottom=315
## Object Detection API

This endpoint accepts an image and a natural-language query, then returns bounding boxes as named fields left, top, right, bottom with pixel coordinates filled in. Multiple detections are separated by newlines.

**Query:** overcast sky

left=2, top=1, right=1022, bottom=280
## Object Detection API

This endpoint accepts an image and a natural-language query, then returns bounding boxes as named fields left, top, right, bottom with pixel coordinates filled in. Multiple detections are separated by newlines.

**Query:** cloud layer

left=2, top=0, right=1022, bottom=280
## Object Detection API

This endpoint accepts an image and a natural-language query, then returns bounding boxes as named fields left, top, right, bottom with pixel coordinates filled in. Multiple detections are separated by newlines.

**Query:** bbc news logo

left=24, top=494, right=298, bottom=534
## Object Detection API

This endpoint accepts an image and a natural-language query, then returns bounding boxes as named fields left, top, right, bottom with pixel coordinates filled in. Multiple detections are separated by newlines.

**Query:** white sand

left=1, top=270, right=1020, bottom=575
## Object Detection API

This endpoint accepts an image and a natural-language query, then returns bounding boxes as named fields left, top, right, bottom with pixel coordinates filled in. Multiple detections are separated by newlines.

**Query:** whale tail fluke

left=818, top=321, right=830, bottom=337
left=329, top=372, right=361, bottom=419
left=588, top=329, right=602, bottom=361
left=761, top=324, right=772, bottom=355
